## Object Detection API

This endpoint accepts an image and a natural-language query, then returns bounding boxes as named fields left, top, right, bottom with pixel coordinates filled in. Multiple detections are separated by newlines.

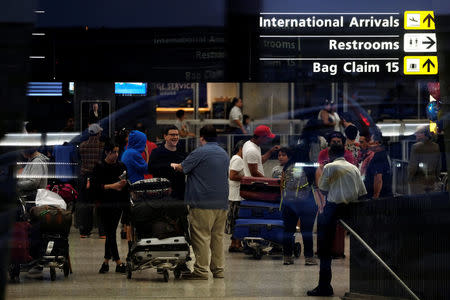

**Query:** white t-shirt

left=175, top=119, right=190, bottom=133
left=228, top=154, right=244, bottom=201
left=243, top=140, right=264, bottom=177
left=229, top=106, right=243, bottom=128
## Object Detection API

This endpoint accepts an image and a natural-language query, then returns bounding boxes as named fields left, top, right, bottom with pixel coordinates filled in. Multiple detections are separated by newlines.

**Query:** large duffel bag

left=130, top=178, right=171, bottom=201
left=240, top=177, right=281, bottom=203
left=238, top=200, right=282, bottom=219
left=9, top=222, right=32, bottom=264
left=233, top=219, right=285, bottom=244
left=30, top=205, right=72, bottom=235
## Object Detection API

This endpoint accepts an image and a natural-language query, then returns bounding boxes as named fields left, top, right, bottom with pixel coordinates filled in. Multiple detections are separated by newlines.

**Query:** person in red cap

left=242, top=125, right=280, bottom=177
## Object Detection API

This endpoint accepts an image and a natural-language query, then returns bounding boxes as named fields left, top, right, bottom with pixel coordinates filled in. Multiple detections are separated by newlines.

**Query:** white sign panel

left=403, top=33, right=437, bottom=52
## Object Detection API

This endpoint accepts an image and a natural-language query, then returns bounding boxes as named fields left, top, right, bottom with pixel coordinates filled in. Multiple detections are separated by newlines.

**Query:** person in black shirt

left=148, top=126, right=187, bottom=200
left=364, top=132, right=392, bottom=199
left=90, top=142, right=128, bottom=273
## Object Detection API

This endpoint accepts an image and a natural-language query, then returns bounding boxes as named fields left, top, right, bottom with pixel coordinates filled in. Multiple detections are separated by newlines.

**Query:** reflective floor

left=6, top=228, right=349, bottom=299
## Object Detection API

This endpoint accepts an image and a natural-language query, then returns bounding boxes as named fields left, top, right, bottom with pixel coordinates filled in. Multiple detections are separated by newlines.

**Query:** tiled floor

left=6, top=229, right=349, bottom=299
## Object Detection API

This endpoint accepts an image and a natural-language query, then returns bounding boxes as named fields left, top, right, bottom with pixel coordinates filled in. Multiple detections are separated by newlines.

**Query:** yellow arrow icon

left=404, top=56, right=438, bottom=75
left=404, top=11, right=435, bottom=30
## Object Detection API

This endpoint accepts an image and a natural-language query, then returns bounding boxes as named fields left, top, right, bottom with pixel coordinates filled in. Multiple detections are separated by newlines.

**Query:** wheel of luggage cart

left=163, top=269, right=169, bottom=282
left=63, top=261, right=70, bottom=277
left=294, top=242, right=301, bottom=258
left=126, top=263, right=132, bottom=279
left=174, top=269, right=181, bottom=279
left=50, top=267, right=56, bottom=281
left=253, top=248, right=263, bottom=260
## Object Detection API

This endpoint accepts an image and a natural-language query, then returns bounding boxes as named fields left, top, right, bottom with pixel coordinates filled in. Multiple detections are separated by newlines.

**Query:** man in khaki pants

left=171, top=125, right=229, bottom=280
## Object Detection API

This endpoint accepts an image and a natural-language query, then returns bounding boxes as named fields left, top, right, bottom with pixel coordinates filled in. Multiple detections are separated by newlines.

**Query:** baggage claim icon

left=404, top=56, right=438, bottom=75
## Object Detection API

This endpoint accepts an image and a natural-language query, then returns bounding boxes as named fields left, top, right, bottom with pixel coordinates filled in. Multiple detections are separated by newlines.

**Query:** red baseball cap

left=253, top=125, right=275, bottom=139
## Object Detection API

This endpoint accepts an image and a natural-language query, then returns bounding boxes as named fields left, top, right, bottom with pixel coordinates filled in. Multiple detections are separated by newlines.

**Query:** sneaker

left=306, top=285, right=334, bottom=296
left=99, top=263, right=109, bottom=274
left=305, top=257, right=318, bottom=266
left=80, top=234, right=88, bottom=238
left=283, top=255, right=294, bottom=265
left=182, top=272, right=208, bottom=280
left=115, top=263, right=126, bottom=273
left=99, top=235, right=106, bottom=239
left=213, top=272, right=224, bottom=279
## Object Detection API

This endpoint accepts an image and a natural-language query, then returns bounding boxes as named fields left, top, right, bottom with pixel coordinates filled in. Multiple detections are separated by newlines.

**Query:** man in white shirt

left=307, top=144, right=366, bottom=297
left=229, top=97, right=247, bottom=134
left=175, top=109, right=195, bottom=138
left=242, top=125, right=280, bottom=177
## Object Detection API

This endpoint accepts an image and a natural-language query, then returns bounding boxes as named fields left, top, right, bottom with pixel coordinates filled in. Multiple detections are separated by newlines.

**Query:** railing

left=340, top=219, right=421, bottom=300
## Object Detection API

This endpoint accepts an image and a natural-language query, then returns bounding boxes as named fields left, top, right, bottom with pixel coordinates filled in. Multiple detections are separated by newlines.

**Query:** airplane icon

left=409, top=16, right=419, bottom=23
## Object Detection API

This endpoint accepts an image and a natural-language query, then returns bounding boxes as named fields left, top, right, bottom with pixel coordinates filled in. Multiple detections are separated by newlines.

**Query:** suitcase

left=233, top=219, right=285, bottom=244
left=132, top=236, right=189, bottom=264
left=40, top=234, right=69, bottom=258
left=132, top=198, right=187, bottom=238
left=10, top=222, right=32, bottom=264
left=30, top=205, right=72, bottom=235
left=331, top=223, right=346, bottom=258
left=238, top=201, right=282, bottom=219
left=240, top=177, right=281, bottom=203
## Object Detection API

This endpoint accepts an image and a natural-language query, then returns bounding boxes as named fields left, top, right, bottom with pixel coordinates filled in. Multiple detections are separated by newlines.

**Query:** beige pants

left=189, top=208, right=227, bottom=277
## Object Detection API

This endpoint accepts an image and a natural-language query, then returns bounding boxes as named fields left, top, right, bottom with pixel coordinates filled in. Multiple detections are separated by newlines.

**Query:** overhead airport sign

left=258, top=11, right=438, bottom=80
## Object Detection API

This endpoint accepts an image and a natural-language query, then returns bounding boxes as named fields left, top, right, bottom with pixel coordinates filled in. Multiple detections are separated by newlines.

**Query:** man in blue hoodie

left=121, top=130, right=148, bottom=184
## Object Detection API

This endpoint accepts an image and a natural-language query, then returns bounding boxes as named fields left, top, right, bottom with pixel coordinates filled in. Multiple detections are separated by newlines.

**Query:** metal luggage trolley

left=126, top=178, right=191, bottom=282
left=9, top=196, right=72, bottom=282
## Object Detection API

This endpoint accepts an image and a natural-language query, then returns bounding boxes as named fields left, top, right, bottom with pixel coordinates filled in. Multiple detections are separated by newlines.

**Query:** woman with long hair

left=280, top=141, right=319, bottom=266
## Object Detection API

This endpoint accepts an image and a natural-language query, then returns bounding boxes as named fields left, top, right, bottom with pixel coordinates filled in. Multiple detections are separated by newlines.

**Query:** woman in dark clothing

left=281, top=142, right=319, bottom=266
left=90, top=142, right=128, bottom=273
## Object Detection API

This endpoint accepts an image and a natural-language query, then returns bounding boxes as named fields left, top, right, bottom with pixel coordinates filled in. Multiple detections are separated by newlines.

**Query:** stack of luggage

left=9, top=189, right=73, bottom=282
left=127, top=178, right=190, bottom=282
left=233, top=177, right=301, bottom=259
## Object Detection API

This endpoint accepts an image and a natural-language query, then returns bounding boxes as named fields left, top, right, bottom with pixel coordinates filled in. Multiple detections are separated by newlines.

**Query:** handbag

left=35, top=189, right=67, bottom=210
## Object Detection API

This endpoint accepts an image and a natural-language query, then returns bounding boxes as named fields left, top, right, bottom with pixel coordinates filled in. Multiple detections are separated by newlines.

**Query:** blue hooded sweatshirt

left=121, top=130, right=148, bottom=183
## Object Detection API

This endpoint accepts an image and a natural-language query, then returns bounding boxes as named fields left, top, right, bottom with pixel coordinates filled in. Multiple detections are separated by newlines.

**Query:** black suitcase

left=132, top=197, right=188, bottom=238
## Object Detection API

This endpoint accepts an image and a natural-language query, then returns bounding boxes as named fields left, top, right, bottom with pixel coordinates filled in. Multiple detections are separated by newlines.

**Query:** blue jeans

left=282, top=192, right=318, bottom=257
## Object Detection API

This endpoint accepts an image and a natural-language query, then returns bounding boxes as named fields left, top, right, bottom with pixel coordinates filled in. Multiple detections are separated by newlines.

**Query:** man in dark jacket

left=148, top=126, right=186, bottom=200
